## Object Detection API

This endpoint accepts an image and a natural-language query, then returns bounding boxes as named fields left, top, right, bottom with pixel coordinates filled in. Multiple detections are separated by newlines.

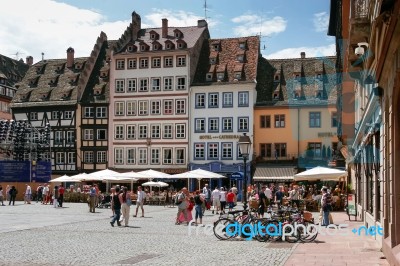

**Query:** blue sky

left=0, top=0, right=335, bottom=62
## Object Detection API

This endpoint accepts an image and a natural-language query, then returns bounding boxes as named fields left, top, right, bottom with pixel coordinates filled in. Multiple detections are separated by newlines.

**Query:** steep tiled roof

left=0, top=54, right=29, bottom=86
left=256, top=56, right=337, bottom=106
left=192, top=36, right=260, bottom=84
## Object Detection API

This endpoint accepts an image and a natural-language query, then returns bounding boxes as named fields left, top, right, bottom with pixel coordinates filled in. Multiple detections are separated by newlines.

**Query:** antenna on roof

left=258, top=14, right=270, bottom=51
left=41, top=52, right=44, bottom=61
left=10, top=51, right=25, bottom=60
left=203, top=0, right=211, bottom=22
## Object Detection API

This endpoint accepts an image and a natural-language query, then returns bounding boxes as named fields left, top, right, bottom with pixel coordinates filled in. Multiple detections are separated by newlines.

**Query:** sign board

left=230, top=172, right=243, bottom=180
left=0, top=161, right=51, bottom=183
left=347, top=193, right=357, bottom=218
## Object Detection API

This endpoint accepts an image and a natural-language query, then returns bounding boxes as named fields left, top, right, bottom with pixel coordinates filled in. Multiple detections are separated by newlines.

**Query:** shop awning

left=253, top=167, right=296, bottom=182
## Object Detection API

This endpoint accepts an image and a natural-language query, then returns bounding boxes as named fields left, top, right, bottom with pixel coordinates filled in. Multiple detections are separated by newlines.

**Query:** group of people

left=0, top=185, right=18, bottom=206
left=36, top=183, right=65, bottom=208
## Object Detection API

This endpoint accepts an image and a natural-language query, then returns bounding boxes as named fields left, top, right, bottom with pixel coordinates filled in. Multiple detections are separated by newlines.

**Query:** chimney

left=300, top=52, right=306, bottom=59
left=162, top=18, right=168, bottom=38
left=131, top=11, right=141, bottom=41
left=66, top=47, right=75, bottom=68
left=197, top=19, right=208, bottom=27
left=25, top=56, right=33, bottom=66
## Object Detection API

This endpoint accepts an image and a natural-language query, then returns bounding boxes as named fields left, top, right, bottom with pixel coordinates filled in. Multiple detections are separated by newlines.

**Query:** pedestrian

left=133, top=186, right=145, bottom=217
left=25, top=184, right=32, bottom=204
left=9, top=186, right=17, bottom=205
left=42, top=184, right=49, bottom=204
left=219, top=187, right=227, bottom=214
left=175, top=187, right=189, bottom=225
left=0, top=185, right=5, bottom=206
left=194, top=190, right=204, bottom=226
left=6, top=185, right=10, bottom=202
left=275, top=186, right=284, bottom=209
left=202, top=184, right=211, bottom=211
left=110, top=187, right=122, bottom=227
left=110, top=187, right=116, bottom=218
left=119, top=187, right=131, bottom=227
left=36, top=184, right=43, bottom=203
left=89, top=185, right=96, bottom=213
left=321, top=187, right=333, bottom=226
left=231, top=184, right=238, bottom=205
left=58, top=184, right=65, bottom=207
left=211, top=187, right=221, bottom=214
left=53, top=185, right=59, bottom=208
left=226, top=189, right=235, bottom=212
left=258, top=186, right=267, bottom=218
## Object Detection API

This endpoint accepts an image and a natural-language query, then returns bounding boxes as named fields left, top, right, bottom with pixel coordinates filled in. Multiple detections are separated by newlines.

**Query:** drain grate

left=116, top=253, right=162, bottom=264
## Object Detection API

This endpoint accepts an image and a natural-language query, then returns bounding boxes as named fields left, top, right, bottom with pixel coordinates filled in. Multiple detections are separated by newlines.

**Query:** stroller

left=97, top=194, right=112, bottom=208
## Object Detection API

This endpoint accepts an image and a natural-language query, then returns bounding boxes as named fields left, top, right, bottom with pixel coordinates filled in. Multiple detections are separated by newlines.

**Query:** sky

left=0, top=0, right=335, bottom=63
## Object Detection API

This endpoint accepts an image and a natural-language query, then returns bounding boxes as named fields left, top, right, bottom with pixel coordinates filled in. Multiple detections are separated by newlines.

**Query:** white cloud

left=313, top=12, right=329, bottom=33
left=231, top=13, right=286, bottom=37
left=264, top=44, right=336, bottom=59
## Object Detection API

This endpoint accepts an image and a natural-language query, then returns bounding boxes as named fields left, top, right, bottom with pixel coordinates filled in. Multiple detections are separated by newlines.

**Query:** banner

left=0, top=161, right=51, bottom=183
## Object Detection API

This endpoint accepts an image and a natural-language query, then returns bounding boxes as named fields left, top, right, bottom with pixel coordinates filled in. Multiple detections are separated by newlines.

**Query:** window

left=67, top=152, right=76, bottom=164
left=195, top=94, right=205, bottom=108
left=176, top=124, right=185, bottom=138
left=151, top=148, right=160, bottom=164
left=206, top=73, right=213, bottom=81
left=66, top=131, right=75, bottom=144
left=151, top=124, right=161, bottom=138
left=275, top=143, right=287, bottom=158
left=177, top=56, right=186, bottom=66
left=115, top=79, right=125, bottom=93
left=115, top=125, right=124, bottom=139
left=175, top=99, right=186, bottom=114
left=116, top=59, right=125, bottom=70
left=308, top=142, right=322, bottom=158
left=238, top=92, right=249, bottom=107
left=30, top=112, right=38, bottom=120
left=127, top=125, right=136, bottom=139
left=163, top=124, right=172, bottom=139
left=208, top=143, right=219, bottom=160
left=128, top=59, right=137, bottom=69
left=138, top=148, right=147, bottom=164
left=83, top=129, right=93, bottom=140
left=260, top=143, right=272, bottom=157
left=139, top=78, right=148, bottom=92
left=209, top=118, right=219, bottom=132
left=222, top=117, right=233, bottom=132
left=84, top=107, right=94, bottom=118
left=163, top=148, right=172, bottom=164
left=260, top=115, right=271, bottom=128
left=52, top=111, right=60, bottom=120
left=309, top=112, right=321, bottom=128
left=237, top=55, right=244, bottom=62
left=114, top=148, right=123, bottom=164
left=96, top=107, right=107, bottom=118
left=176, top=148, right=185, bottom=164
left=195, top=118, right=205, bottom=133
left=239, top=42, right=246, bottom=49
left=217, top=73, right=224, bottom=81
left=194, top=143, right=205, bottom=159
left=126, top=101, right=136, bottom=116
left=127, top=79, right=136, bottom=92
left=56, top=152, right=65, bottom=164
left=331, top=112, right=338, bottom=127
left=115, top=102, right=124, bottom=116
left=97, top=151, right=107, bottom=163
left=138, top=101, right=148, bottom=115
left=139, top=58, right=148, bottom=68
left=152, top=57, right=161, bottom=68
left=164, top=77, right=173, bottom=91
left=55, top=131, right=63, bottom=144
left=164, top=56, right=173, bottom=67
left=177, top=77, right=186, bottom=90
left=127, top=148, right=135, bottom=164
left=64, top=111, right=73, bottom=119
left=238, top=117, right=249, bottom=132
left=274, top=115, right=285, bottom=128
left=97, top=129, right=107, bottom=140
left=138, top=125, right=148, bottom=139
left=209, top=93, right=219, bottom=108
left=83, top=151, right=93, bottom=163
left=223, top=92, right=233, bottom=107
left=163, top=100, right=173, bottom=115
left=151, top=78, right=161, bottom=91
left=222, top=143, right=233, bottom=159
left=151, top=100, right=161, bottom=115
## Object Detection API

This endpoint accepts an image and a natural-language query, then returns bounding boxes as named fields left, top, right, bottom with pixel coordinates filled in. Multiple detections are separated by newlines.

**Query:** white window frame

left=84, top=107, right=94, bottom=118
left=138, top=125, right=148, bottom=139
left=175, top=124, right=185, bottom=139
left=164, top=56, right=173, bottom=67
left=139, top=58, right=148, bottom=68
left=97, top=129, right=107, bottom=140
left=163, top=148, right=172, bottom=164
left=163, top=124, right=173, bottom=139
left=151, top=124, right=161, bottom=139
left=138, top=148, right=148, bottom=164
left=127, top=58, right=137, bottom=69
left=96, top=107, right=107, bottom=118
left=177, top=56, right=186, bottom=66
left=138, top=101, right=148, bottom=116
left=151, top=78, right=161, bottom=91
left=115, top=102, right=124, bottom=116
left=127, top=125, right=136, bottom=139
left=139, top=78, right=148, bottom=92
left=175, top=99, right=186, bottom=114
left=127, top=148, right=136, bottom=164
left=83, top=129, right=93, bottom=140
left=151, top=148, right=160, bottom=164
left=84, top=151, right=93, bottom=163
left=163, top=100, right=173, bottom=115
left=97, top=151, right=107, bottom=163
left=175, top=148, right=185, bottom=164
left=163, top=77, right=173, bottom=91
left=114, top=148, right=123, bottom=164
left=127, top=79, right=136, bottom=92
left=126, top=101, right=136, bottom=116
left=115, top=125, right=124, bottom=139
left=115, top=79, right=125, bottom=93
left=176, top=77, right=186, bottom=90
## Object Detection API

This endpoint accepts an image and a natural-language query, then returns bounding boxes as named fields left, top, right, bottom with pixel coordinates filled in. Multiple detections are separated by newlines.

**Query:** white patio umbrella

left=156, top=181, right=169, bottom=187
left=294, top=166, right=347, bottom=181
left=49, top=175, right=81, bottom=183
left=85, top=169, right=120, bottom=181
left=107, top=171, right=142, bottom=190
left=67, top=173, right=89, bottom=182
left=135, top=169, right=171, bottom=180
left=171, top=169, right=225, bottom=189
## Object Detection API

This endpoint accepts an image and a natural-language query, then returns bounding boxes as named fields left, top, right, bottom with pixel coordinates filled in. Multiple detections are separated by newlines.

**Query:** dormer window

left=151, top=33, right=156, bottom=39
left=294, top=91, right=301, bottom=99
left=166, top=43, right=171, bottom=49
left=175, top=32, right=181, bottom=38
left=100, top=70, right=108, bottom=78
left=94, top=89, right=101, bottom=95
left=127, top=45, right=134, bottom=52
left=75, top=63, right=83, bottom=70
left=234, top=72, right=242, bottom=80
left=210, top=58, right=216, bottom=64
left=316, top=73, right=322, bottom=80
left=206, top=73, right=213, bottom=81
left=239, top=42, right=246, bottom=50
left=141, top=45, right=146, bottom=51
left=237, top=55, right=244, bottom=62
left=41, top=94, right=47, bottom=100
left=213, top=44, right=220, bottom=51
left=217, top=73, right=224, bottom=81
left=273, top=92, right=279, bottom=99
left=36, top=66, right=43, bottom=74
left=274, top=75, right=280, bottom=81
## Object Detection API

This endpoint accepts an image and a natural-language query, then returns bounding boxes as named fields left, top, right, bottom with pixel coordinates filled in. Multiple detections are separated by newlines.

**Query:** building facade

left=328, top=0, right=400, bottom=264
left=108, top=12, right=210, bottom=174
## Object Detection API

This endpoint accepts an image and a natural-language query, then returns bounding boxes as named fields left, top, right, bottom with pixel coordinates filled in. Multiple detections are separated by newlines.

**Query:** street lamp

left=238, top=133, right=252, bottom=211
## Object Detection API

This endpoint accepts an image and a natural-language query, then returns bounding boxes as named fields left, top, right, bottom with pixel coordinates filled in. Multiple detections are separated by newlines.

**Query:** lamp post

left=238, top=133, right=252, bottom=211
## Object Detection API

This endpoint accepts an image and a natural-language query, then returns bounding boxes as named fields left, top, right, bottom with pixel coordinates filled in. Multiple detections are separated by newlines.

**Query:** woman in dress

left=119, top=187, right=131, bottom=227
left=179, top=192, right=193, bottom=223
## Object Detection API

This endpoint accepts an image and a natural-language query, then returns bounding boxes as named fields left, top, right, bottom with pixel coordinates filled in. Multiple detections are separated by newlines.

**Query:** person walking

left=202, top=184, right=211, bottom=211
left=226, top=189, right=235, bottom=212
left=36, top=184, right=43, bottom=203
left=258, top=186, right=268, bottom=218
left=119, top=187, right=131, bottom=227
left=24, top=184, right=32, bottom=204
left=175, top=188, right=189, bottom=225
left=89, top=185, right=96, bottom=213
left=42, top=184, right=49, bottom=204
left=9, top=186, right=17, bottom=205
left=58, top=184, right=65, bottom=207
left=133, top=186, right=145, bottom=217
left=6, top=185, right=10, bottom=202
left=219, top=187, right=227, bottom=214
left=53, top=185, right=59, bottom=208
left=110, top=187, right=122, bottom=227
left=211, top=187, right=221, bottom=214
left=321, top=187, right=333, bottom=226
left=0, top=185, right=5, bottom=206
left=194, top=190, right=204, bottom=226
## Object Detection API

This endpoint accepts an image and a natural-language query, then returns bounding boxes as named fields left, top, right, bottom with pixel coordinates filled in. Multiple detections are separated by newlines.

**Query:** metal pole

left=243, top=155, right=248, bottom=211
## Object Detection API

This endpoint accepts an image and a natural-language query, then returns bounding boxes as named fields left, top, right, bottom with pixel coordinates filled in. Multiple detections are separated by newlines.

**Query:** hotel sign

left=199, top=134, right=242, bottom=140
left=318, top=132, right=337, bottom=138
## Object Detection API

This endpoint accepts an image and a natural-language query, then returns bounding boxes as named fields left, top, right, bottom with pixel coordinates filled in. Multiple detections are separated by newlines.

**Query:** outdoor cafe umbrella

left=49, top=175, right=81, bottom=183
left=171, top=169, right=225, bottom=189
left=142, top=181, right=169, bottom=192
left=107, top=171, right=142, bottom=190
left=135, top=169, right=172, bottom=180
left=293, top=166, right=347, bottom=182
left=85, top=169, right=120, bottom=181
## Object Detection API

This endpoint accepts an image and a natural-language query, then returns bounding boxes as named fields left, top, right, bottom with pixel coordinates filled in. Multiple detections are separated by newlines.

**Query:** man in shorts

left=134, top=186, right=145, bottom=217
left=226, top=189, right=235, bottom=212
left=175, top=187, right=188, bottom=225
left=211, top=187, right=221, bottom=214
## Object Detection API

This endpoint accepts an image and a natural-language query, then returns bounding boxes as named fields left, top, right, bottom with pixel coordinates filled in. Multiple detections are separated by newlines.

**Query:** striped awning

left=253, top=167, right=296, bottom=181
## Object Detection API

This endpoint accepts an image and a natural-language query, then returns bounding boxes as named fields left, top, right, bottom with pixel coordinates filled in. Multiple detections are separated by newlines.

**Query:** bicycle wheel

left=264, top=219, right=282, bottom=242
left=253, top=218, right=270, bottom=242
left=213, top=218, right=237, bottom=240
left=283, top=223, right=300, bottom=243
left=298, top=221, right=318, bottom=242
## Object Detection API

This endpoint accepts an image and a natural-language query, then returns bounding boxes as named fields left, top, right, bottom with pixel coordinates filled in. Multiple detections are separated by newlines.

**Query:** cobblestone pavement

left=0, top=202, right=296, bottom=266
